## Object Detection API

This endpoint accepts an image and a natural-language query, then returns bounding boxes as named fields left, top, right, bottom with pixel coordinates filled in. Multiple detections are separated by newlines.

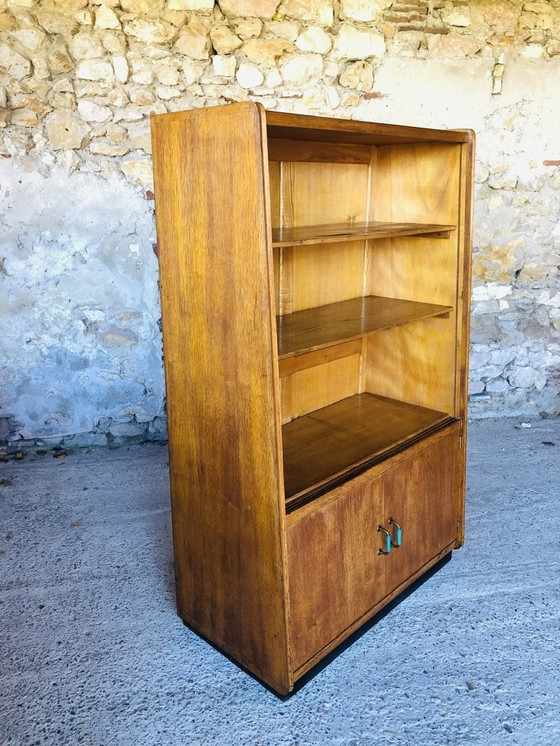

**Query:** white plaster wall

left=0, top=160, right=165, bottom=445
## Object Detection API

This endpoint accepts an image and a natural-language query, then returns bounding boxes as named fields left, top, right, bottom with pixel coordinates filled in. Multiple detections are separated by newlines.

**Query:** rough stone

left=0, top=12, right=16, bottom=31
left=169, top=0, right=214, bottom=8
left=340, top=0, right=388, bottom=22
left=120, top=0, right=164, bottom=12
left=77, top=99, right=113, bottom=123
left=482, top=0, right=521, bottom=34
left=236, top=62, right=264, bottom=88
left=10, top=28, right=47, bottom=51
left=332, top=24, right=386, bottom=59
left=267, top=21, right=299, bottom=41
left=242, top=38, right=295, bottom=64
left=182, top=58, right=205, bottom=85
left=522, top=43, right=545, bottom=58
left=509, top=365, right=547, bottom=390
left=212, top=54, right=237, bottom=77
left=235, top=18, right=263, bottom=38
left=89, top=138, right=129, bottom=156
left=48, top=45, right=74, bottom=75
left=218, top=0, right=280, bottom=19
left=279, top=53, right=323, bottom=85
left=295, top=26, right=332, bottom=54
left=210, top=25, right=243, bottom=53
left=339, top=60, right=374, bottom=91
left=76, top=59, right=114, bottom=82
left=523, top=2, right=552, bottom=13
left=155, top=62, right=181, bottom=86
left=155, top=85, right=183, bottom=100
left=174, top=18, right=212, bottom=59
left=74, top=9, right=93, bottom=25
left=121, top=158, right=153, bottom=186
left=435, top=32, right=484, bottom=58
left=100, top=31, right=126, bottom=55
left=124, top=18, right=177, bottom=44
left=10, top=108, right=38, bottom=127
left=70, top=32, right=105, bottom=60
left=113, top=55, right=129, bottom=84
left=95, top=6, right=120, bottom=30
left=442, top=9, right=471, bottom=27
left=35, top=9, right=78, bottom=35
left=45, top=111, right=90, bottom=150
left=278, top=0, right=334, bottom=25
left=126, top=121, right=152, bottom=152
left=0, top=43, right=31, bottom=79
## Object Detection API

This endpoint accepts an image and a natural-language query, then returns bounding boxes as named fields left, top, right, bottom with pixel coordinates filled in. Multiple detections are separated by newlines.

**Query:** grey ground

left=1, top=417, right=559, bottom=746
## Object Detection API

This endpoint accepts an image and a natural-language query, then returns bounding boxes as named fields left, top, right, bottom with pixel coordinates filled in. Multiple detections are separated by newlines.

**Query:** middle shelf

left=277, top=295, right=452, bottom=359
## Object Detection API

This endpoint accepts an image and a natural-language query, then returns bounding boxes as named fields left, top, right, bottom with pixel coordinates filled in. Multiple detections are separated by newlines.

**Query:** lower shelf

left=282, top=392, right=456, bottom=512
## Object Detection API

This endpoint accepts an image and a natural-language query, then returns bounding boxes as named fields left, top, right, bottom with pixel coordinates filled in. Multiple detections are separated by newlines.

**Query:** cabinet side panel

left=454, top=135, right=475, bottom=546
left=151, top=104, right=289, bottom=692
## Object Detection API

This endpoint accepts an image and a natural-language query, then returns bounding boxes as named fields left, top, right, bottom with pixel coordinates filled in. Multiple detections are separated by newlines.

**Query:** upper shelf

left=277, top=295, right=452, bottom=359
left=271, top=221, right=456, bottom=248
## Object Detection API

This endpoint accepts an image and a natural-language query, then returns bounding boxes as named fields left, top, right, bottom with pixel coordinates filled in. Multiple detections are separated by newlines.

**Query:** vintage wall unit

left=151, top=102, right=474, bottom=695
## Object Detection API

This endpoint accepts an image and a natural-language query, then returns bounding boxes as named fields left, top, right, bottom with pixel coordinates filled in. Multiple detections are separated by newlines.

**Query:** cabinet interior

left=268, top=134, right=462, bottom=511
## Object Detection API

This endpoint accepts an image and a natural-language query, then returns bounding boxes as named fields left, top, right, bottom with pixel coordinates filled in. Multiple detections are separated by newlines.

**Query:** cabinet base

left=178, top=550, right=453, bottom=697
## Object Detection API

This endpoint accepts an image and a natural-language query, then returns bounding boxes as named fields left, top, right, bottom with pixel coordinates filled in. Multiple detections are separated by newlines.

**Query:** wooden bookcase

left=151, top=102, right=474, bottom=695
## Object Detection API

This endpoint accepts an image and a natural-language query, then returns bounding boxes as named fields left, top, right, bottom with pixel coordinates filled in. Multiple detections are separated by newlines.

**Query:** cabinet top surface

left=264, top=107, right=473, bottom=146
left=151, top=102, right=474, bottom=147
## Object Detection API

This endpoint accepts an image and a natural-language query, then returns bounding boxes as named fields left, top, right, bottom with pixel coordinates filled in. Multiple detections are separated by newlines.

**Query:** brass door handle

left=377, top=525, right=391, bottom=555
left=388, top=518, right=402, bottom=548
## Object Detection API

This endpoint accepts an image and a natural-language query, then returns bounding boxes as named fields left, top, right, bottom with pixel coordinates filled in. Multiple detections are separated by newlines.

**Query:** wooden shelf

left=272, top=221, right=455, bottom=248
left=277, top=295, right=452, bottom=359
left=283, top=393, right=456, bottom=512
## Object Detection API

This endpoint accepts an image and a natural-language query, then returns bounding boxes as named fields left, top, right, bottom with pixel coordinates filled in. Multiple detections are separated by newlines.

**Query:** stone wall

left=1, top=0, right=559, bottom=449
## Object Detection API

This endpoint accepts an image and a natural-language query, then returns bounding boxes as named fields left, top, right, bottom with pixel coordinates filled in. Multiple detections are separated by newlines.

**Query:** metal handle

left=377, top=525, right=391, bottom=555
left=388, top=518, right=402, bottom=548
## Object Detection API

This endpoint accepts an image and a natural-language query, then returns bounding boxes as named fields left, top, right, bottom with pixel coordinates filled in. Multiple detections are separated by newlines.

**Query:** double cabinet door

left=287, top=428, right=460, bottom=672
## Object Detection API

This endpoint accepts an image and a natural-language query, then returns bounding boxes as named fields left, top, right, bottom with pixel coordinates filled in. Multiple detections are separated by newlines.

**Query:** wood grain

left=282, top=392, right=455, bottom=507
left=278, top=295, right=452, bottom=358
left=272, top=221, right=455, bottom=247
left=151, top=102, right=290, bottom=694
left=265, top=110, right=472, bottom=146
left=364, top=143, right=462, bottom=416
left=276, top=161, right=369, bottom=312
left=282, top=353, right=361, bottom=422
left=268, top=138, right=371, bottom=164
left=382, top=430, right=458, bottom=594
left=287, top=428, right=460, bottom=671
left=152, top=102, right=474, bottom=693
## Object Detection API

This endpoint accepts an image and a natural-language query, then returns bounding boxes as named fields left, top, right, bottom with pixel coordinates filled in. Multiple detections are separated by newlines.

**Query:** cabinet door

left=382, top=430, right=459, bottom=595
left=287, top=478, right=385, bottom=671
left=287, top=430, right=460, bottom=673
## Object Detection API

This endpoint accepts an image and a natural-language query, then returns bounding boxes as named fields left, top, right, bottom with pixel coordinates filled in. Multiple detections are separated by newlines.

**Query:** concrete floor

left=1, top=417, right=559, bottom=746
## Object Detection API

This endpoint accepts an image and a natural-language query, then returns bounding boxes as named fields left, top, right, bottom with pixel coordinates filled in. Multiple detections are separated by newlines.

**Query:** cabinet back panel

left=370, top=143, right=461, bottom=224
left=274, top=161, right=370, bottom=313
left=363, top=315, right=456, bottom=414
left=366, top=144, right=460, bottom=307
left=366, top=235, right=458, bottom=307
left=281, top=353, right=361, bottom=423
left=291, top=241, right=365, bottom=312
